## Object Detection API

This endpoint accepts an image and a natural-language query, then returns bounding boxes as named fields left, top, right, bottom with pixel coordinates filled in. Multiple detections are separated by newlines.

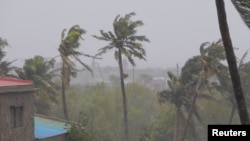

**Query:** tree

left=0, top=37, right=8, bottom=59
left=158, top=72, right=186, bottom=141
left=59, top=25, right=92, bottom=120
left=0, top=37, right=15, bottom=77
left=15, top=55, right=58, bottom=115
left=180, top=39, right=226, bottom=141
left=93, top=12, right=149, bottom=141
left=215, top=0, right=250, bottom=124
left=158, top=72, right=204, bottom=141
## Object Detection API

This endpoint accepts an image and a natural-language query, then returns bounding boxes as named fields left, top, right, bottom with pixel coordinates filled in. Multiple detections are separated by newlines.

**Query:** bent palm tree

left=180, top=39, right=226, bottom=141
left=93, top=12, right=149, bottom=141
left=59, top=25, right=92, bottom=120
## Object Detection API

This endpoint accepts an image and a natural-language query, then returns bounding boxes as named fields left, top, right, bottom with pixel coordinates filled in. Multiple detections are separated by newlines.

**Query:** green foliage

left=149, top=103, right=176, bottom=141
left=93, top=12, right=149, bottom=66
left=59, top=25, right=92, bottom=87
left=62, top=83, right=157, bottom=141
left=68, top=113, right=96, bottom=141
left=0, top=37, right=15, bottom=77
left=15, top=55, right=59, bottom=115
left=0, top=37, right=8, bottom=59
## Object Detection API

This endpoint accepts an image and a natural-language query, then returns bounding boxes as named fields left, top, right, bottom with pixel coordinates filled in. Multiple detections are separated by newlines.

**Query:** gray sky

left=1, top=0, right=250, bottom=69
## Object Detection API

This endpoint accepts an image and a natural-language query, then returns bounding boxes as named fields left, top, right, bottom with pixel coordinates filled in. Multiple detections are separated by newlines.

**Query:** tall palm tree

left=215, top=0, right=250, bottom=124
left=59, top=25, right=92, bottom=120
left=93, top=12, right=149, bottom=141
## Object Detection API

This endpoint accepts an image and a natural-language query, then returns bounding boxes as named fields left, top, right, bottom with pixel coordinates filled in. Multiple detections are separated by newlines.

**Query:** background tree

left=15, top=55, right=58, bottom=115
left=215, top=0, right=250, bottom=124
left=0, top=37, right=15, bottom=77
left=58, top=25, right=92, bottom=120
left=93, top=12, right=149, bottom=141
left=158, top=72, right=187, bottom=141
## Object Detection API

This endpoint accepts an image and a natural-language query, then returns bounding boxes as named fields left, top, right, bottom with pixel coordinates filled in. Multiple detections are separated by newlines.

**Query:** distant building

left=143, top=77, right=167, bottom=92
left=0, top=78, right=69, bottom=141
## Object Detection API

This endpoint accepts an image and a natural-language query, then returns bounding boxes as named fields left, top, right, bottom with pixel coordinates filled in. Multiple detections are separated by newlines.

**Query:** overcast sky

left=1, top=0, right=250, bottom=69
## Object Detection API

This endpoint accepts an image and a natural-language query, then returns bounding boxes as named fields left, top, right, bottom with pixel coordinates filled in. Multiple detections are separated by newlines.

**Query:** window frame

left=10, top=106, right=24, bottom=128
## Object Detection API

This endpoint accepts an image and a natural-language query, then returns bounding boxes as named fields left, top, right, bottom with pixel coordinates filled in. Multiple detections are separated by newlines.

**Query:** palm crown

left=93, top=12, right=150, bottom=66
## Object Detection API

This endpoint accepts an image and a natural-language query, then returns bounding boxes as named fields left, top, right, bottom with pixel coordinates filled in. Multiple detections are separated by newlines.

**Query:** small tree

left=15, top=55, right=58, bottom=114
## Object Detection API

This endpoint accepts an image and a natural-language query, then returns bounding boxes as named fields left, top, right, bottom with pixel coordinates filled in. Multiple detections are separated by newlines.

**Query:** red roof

left=0, top=78, right=33, bottom=87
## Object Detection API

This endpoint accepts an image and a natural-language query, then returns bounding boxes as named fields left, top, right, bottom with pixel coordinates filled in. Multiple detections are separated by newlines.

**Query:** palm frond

left=238, top=49, right=249, bottom=69
left=61, top=54, right=75, bottom=68
left=128, top=20, right=144, bottom=30
left=92, top=30, right=112, bottom=41
left=127, top=55, right=135, bottom=66
left=96, top=45, right=115, bottom=56
left=108, top=31, right=116, bottom=39
left=74, top=56, right=93, bottom=76
left=231, top=0, right=250, bottom=29
left=93, top=35, right=110, bottom=41
left=61, top=29, right=67, bottom=40
left=199, top=42, right=210, bottom=56
left=100, top=30, right=111, bottom=40
left=0, top=37, right=9, bottom=60
left=128, top=35, right=150, bottom=42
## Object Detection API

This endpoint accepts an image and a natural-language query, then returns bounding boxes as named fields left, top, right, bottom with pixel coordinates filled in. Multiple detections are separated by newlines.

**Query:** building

left=0, top=78, right=69, bottom=141
left=34, top=114, right=70, bottom=141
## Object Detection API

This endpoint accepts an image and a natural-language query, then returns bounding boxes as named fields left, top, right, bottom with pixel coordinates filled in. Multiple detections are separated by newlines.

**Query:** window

left=10, top=106, right=23, bottom=128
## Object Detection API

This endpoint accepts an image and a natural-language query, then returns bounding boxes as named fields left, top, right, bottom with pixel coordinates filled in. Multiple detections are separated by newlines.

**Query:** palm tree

left=180, top=40, right=226, bottom=141
left=158, top=71, right=205, bottom=141
left=0, top=37, right=15, bottom=77
left=0, top=37, right=8, bottom=59
left=93, top=12, right=149, bottom=141
left=59, top=25, right=92, bottom=120
left=215, top=0, right=250, bottom=124
left=15, top=55, right=58, bottom=114
left=158, top=72, right=187, bottom=141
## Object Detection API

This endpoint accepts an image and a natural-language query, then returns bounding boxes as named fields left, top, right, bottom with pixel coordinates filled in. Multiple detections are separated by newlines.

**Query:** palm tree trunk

left=173, top=106, right=180, bottom=141
left=215, top=0, right=250, bottom=124
left=118, top=48, right=129, bottom=141
left=61, top=63, right=69, bottom=121
left=181, top=89, right=199, bottom=141
left=228, top=101, right=236, bottom=124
